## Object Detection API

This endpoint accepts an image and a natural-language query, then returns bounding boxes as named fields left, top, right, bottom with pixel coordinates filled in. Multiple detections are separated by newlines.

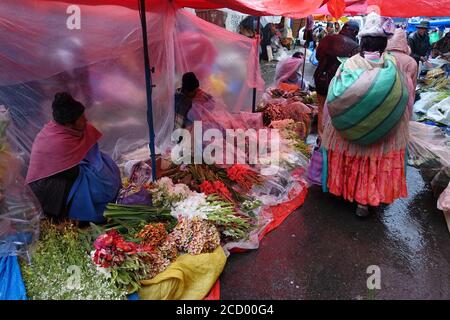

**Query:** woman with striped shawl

left=322, top=13, right=414, bottom=217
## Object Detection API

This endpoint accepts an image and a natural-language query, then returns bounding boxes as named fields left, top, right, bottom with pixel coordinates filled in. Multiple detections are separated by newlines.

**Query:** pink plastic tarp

left=367, top=0, right=450, bottom=18
left=0, top=0, right=264, bottom=165
left=42, top=0, right=325, bottom=18
left=315, top=0, right=368, bottom=17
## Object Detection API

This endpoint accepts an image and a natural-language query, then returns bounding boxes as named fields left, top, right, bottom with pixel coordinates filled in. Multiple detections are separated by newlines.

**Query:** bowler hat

left=416, top=21, right=430, bottom=29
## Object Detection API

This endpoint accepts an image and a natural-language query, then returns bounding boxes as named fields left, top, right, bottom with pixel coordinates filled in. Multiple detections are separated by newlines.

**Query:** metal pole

left=139, top=0, right=158, bottom=182
left=301, top=43, right=307, bottom=91
left=301, top=17, right=310, bottom=91
left=252, top=16, right=261, bottom=113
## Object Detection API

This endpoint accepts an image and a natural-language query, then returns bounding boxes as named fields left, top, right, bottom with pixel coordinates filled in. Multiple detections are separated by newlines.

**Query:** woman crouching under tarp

left=175, top=72, right=260, bottom=133
left=274, top=55, right=309, bottom=92
left=26, top=92, right=121, bottom=223
left=322, top=13, right=412, bottom=217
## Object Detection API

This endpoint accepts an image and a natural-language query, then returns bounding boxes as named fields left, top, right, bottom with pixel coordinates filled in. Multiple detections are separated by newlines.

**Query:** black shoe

left=355, top=204, right=370, bottom=218
left=368, top=205, right=381, bottom=215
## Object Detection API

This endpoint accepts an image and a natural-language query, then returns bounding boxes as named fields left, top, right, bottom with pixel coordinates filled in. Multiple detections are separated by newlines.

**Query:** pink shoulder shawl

left=26, top=121, right=101, bottom=183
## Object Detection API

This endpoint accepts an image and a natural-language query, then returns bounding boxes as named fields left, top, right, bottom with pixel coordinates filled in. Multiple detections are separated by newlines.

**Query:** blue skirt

left=67, top=144, right=121, bottom=223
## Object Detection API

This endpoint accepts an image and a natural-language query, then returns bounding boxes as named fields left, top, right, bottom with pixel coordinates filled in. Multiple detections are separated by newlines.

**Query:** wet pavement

left=220, top=166, right=450, bottom=300
left=219, top=56, right=450, bottom=300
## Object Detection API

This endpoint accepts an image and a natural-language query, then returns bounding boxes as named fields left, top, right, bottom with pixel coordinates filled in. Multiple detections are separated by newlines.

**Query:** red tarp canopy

left=368, top=0, right=450, bottom=18
left=42, top=0, right=325, bottom=18
left=315, top=0, right=368, bottom=17
left=35, top=0, right=450, bottom=24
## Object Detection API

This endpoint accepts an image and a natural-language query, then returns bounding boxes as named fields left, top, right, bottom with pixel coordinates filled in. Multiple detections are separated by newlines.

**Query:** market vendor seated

left=176, top=72, right=250, bottom=132
left=26, top=92, right=121, bottom=223
left=274, top=55, right=309, bottom=91
left=174, top=72, right=198, bottom=130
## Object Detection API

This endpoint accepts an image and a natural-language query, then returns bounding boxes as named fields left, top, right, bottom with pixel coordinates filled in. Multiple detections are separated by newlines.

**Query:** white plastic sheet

left=0, top=0, right=264, bottom=166
left=408, top=121, right=450, bottom=196
left=413, top=92, right=444, bottom=114
left=426, top=97, right=450, bottom=126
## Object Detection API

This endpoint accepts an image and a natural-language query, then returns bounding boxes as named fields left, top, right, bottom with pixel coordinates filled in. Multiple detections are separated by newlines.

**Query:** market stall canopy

left=42, top=0, right=325, bottom=18
left=0, top=0, right=264, bottom=164
left=315, top=0, right=368, bottom=17
left=367, top=0, right=450, bottom=18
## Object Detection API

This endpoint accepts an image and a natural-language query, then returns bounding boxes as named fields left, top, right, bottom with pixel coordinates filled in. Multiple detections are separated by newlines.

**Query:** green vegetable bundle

left=205, top=195, right=254, bottom=240
left=103, top=204, right=177, bottom=237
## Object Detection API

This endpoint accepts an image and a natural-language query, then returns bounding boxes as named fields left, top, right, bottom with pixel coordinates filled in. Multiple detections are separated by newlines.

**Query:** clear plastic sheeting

left=408, top=121, right=450, bottom=196
left=408, top=121, right=450, bottom=170
left=0, top=0, right=264, bottom=166
left=438, top=183, right=450, bottom=212
left=222, top=168, right=307, bottom=255
left=175, top=10, right=265, bottom=113
left=251, top=167, right=305, bottom=206
left=113, top=139, right=152, bottom=166
left=437, top=182, right=450, bottom=234
left=0, top=107, right=42, bottom=259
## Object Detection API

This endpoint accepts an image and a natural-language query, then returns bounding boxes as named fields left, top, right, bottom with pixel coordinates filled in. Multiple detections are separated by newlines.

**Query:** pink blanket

left=26, top=121, right=101, bottom=183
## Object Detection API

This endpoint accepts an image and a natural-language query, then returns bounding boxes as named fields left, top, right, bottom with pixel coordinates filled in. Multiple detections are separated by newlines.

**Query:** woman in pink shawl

left=274, top=55, right=309, bottom=91
left=26, top=92, right=120, bottom=222
left=183, top=72, right=257, bottom=132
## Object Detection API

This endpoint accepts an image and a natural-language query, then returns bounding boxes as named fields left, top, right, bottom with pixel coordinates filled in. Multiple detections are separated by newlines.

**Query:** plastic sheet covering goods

left=0, top=0, right=264, bottom=164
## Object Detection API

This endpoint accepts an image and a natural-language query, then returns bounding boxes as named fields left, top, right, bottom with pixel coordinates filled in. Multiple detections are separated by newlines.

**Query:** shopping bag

left=309, top=48, right=318, bottom=66
left=307, top=146, right=323, bottom=186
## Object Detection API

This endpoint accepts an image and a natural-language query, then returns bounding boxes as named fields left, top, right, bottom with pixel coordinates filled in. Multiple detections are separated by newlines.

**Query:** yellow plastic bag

left=138, top=247, right=226, bottom=300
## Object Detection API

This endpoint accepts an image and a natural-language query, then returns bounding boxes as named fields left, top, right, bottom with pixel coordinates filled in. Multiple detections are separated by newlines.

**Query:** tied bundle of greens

left=204, top=195, right=253, bottom=240
left=169, top=192, right=254, bottom=241
left=240, top=199, right=263, bottom=217
left=103, top=204, right=177, bottom=239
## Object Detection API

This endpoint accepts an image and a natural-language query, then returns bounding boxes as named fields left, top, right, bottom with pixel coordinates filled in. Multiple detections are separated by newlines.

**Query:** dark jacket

left=260, top=24, right=276, bottom=61
left=408, top=31, right=431, bottom=63
left=174, top=89, right=193, bottom=130
left=29, top=166, right=79, bottom=219
left=433, top=32, right=450, bottom=56
left=313, top=31, right=359, bottom=96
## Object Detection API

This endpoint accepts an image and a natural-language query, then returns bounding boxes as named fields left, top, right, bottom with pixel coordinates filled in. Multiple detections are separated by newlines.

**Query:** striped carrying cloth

left=326, top=53, right=409, bottom=145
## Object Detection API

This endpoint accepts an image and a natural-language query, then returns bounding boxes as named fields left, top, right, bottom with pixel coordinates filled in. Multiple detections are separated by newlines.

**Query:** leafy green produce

left=103, top=204, right=177, bottom=237
left=21, top=221, right=126, bottom=300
